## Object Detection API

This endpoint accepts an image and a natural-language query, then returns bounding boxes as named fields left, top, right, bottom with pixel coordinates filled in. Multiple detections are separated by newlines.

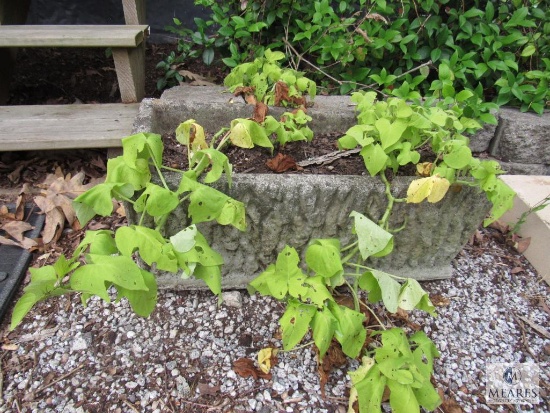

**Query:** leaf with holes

left=311, top=305, right=338, bottom=361
left=305, top=239, right=343, bottom=279
left=328, top=301, right=366, bottom=358
left=350, top=212, right=393, bottom=260
left=248, top=245, right=306, bottom=300
left=398, top=279, right=436, bottom=316
left=115, top=225, right=177, bottom=272
left=359, top=270, right=401, bottom=313
left=70, top=254, right=148, bottom=303
left=280, top=299, right=316, bottom=350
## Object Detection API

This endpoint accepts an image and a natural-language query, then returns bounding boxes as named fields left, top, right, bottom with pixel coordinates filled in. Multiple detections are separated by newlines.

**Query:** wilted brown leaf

left=233, top=86, right=257, bottom=105
left=266, top=153, right=300, bottom=173
left=253, top=101, right=269, bottom=123
left=438, top=388, right=463, bottom=413
left=15, top=183, right=32, bottom=220
left=233, top=357, right=272, bottom=380
left=0, top=235, right=23, bottom=247
left=317, top=340, right=347, bottom=398
left=1, top=221, right=33, bottom=242
left=115, top=202, right=126, bottom=217
left=488, top=220, right=509, bottom=234
left=34, top=171, right=103, bottom=243
left=41, top=207, right=65, bottom=245
left=1, top=343, right=19, bottom=351
left=197, top=383, right=220, bottom=396
left=513, top=236, right=531, bottom=254
left=274, top=81, right=306, bottom=107
left=430, top=293, right=451, bottom=307
left=177, top=70, right=216, bottom=86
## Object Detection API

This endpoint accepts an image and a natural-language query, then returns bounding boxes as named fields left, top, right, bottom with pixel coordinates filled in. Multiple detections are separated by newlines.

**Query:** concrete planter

left=129, top=86, right=492, bottom=289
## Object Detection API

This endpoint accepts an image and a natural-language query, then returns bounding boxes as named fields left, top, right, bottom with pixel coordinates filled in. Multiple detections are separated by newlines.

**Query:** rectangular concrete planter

left=129, top=87, right=492, bottom=289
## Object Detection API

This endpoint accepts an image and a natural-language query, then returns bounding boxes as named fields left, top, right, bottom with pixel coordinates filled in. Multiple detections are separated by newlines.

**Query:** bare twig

left=122, top=399, right=141, bottom=413
left=297, top=148, right=361, bottom=167
left=180, top=399, right=222, bottom=410
left=282, top=39, right=388, bottom=96
left=517, top=315, right=550, bottom=339
left=35, top=364, right=84, bottom=395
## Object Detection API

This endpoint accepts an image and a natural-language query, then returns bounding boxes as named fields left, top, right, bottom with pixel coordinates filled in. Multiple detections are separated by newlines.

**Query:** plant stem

left=341, top=246, right=359, bottom=265
left=279, top=340, right=315, bottom=352
left=344, top=279, right=361, bottom=313
left=359, top=298, right=387, bottom=330
left=378, top=173, right=395, bottom=229
left=341, top=240, right=358, bottom=252
left=282, top=39, right=389, bottom=97
left=148, top=148, right=170, bottom=191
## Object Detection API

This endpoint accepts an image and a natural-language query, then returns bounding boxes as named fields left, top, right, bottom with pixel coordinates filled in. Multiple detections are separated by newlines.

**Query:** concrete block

left=126, top=173, right=490, bottom=289
left=496, top=161, right=550, bottom=176
left=500, top=175, right=550, bottom=285
left=158, top=85, right=357, bottom=135
left=127, top=90, right=515, bottom=289
left=468, top=120, right=497, bottom=153
left=490, top=108, right=550, bottom=165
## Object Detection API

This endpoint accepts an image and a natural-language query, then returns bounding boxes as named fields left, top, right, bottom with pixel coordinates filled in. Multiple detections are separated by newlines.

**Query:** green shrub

left=159, top=0, right=548, bottom=113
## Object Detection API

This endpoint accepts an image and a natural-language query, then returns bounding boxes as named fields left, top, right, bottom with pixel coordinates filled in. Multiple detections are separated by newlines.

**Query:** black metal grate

left=0, top=205, right=45, bottom=323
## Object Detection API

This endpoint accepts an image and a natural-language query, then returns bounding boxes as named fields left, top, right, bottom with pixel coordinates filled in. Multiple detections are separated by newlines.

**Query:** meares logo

left=488, top=388, right=539, bottom=399
left=503, top=366, right=521, bottom=385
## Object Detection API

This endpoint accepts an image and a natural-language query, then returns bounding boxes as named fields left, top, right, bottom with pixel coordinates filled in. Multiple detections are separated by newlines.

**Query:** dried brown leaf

left=233, top=86, right=257, bottom=105
left=1, top=221, right=33, bottom=242
left=233, top=357, right=271, bottom=380
left=438, top=388, right=463, bottom=413
left=197, top=382, right=220, bottom=396
left=514, top=236, right=531, bottom=254
left=15, top=183, right=32, bottom=220
left=317, top=340, right=347, bottom=398
left=274, top=81, right=306, bottom=107
left=0, top=235, right=23, bottom=247
left=266, top=153, right=300, bottom=173
left=1, top=343, right=19, bottom=351
left=8, top=164, right=24, bottom=184
left=253, top=102, right=269, bottom=123
left=42, top=207, right=65, bottom=245
left=488, top=220, right=509, bottom=234
left=430, top=293, right=451, bottom=307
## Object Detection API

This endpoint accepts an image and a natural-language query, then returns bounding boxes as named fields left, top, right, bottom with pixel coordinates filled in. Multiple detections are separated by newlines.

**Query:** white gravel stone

left=222, top=291, right=243, bottom=308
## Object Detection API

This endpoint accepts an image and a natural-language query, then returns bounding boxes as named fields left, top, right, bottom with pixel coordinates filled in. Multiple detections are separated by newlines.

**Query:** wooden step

left=0, top=104, right=139, bottom=151
left=0, top=25, right=148, bottom=48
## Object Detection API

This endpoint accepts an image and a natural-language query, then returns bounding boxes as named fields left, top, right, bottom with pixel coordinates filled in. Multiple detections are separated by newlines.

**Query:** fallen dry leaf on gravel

left=233, top=357, right=272, bottom=380
left=1, top=221, right=33, bottom=242
left=34, top=171, right=103, bottom=245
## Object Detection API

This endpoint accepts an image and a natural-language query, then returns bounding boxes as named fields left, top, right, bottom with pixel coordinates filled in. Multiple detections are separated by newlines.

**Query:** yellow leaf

left=175, top=120, right=208, bottom=152
left=407, top=175, right=450, bottom=204
left=416, top=162, right=433, bottom=177
left=229, top=120, right=254, bottom=148
left=257, top=347, right=278, bottom=374
left=427, top=176, right=450, bottom=203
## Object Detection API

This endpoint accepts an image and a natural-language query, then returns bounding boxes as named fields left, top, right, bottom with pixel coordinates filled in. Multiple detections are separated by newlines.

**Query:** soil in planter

left=162, top=132, right=438, bottom=176
left=163, top=132, right=369, bottom=176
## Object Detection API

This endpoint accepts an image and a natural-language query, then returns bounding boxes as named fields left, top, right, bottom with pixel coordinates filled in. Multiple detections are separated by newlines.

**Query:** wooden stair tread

left=0, top=25, right=148, bottom=48
left=0, top=104, right=139, bottom=150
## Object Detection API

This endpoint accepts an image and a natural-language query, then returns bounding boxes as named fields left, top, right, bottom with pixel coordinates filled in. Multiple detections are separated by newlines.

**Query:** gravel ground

left=1, top=228, right=549, bottom=413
